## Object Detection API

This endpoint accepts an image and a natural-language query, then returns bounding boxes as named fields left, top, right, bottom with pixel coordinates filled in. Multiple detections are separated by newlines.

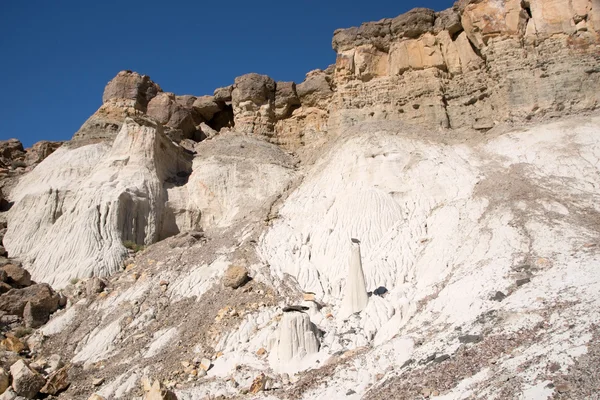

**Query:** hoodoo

left=340, top=238, right=369, bottom=319
left=277, top=309, right=320, bottom=364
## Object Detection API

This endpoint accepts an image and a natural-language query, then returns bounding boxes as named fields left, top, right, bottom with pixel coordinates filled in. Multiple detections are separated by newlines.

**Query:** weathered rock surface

left=73, top=71, right=162, bottom=144
left=0, top=283, right=59, bottom=321
left=231, top=73, right=276, bottom=135
left=3, top=1, right=600, bottom=399
left=10, top=360, right=45, bottom=399
left=102, top=70, right=161, bottom=110
left=0, top=368, right=8, bottom=395
left=5, top=117, right=192, bottom=287
left=166, top=134, right=296, bottom=231
left=0, top=140, right=25, bottom=169
left=147, top=92, right=197, bottom=139
left=222, top=264, right=249, bottom=289
left=327, top=0, right=600, bottom=136
left=39, top=365, right=69, bottom=395
left=1, top=264, right=31, bottom=287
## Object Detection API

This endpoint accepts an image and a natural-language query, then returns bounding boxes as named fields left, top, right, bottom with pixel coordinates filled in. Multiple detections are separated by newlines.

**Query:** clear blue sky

left=0, top=0, right=453, bottom=147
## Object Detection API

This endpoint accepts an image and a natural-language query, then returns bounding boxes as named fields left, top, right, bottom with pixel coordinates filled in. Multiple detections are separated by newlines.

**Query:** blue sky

left=0, top=0, right=453, bottom=147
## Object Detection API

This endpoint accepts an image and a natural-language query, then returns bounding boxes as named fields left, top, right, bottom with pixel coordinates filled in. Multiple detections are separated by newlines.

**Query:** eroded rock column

left=277, top=309, right=320, bottom=363
left=340, top=238, right=369, bottom=318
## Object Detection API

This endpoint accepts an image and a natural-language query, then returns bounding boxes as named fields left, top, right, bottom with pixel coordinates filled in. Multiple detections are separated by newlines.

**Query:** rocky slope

left=0, top=0, right=599, bottom=399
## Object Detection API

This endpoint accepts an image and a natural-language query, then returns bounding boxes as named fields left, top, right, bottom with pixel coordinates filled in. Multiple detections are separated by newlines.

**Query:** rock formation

left=277, top=309, right=320, bottom=364
left=1, top=0, right=600, bottom=399
left=73, top=71, right=162, bottom=144
left=5, top=117, right=192, bottom=287
left=340, top=239, right=369, bottom=319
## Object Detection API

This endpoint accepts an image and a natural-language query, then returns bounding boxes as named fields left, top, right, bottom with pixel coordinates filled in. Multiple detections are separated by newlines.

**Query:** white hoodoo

left=340, top=238, right=369, bottom=318
left=277, top=311, right=320, bottom=363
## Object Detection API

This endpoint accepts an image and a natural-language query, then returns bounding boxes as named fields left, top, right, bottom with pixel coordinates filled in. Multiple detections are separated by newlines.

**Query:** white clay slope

left=4, top=117, right=191, bottom=287
left=260, top=116, right=600, bottom=348
left=31, top=115, right=600, bottom=399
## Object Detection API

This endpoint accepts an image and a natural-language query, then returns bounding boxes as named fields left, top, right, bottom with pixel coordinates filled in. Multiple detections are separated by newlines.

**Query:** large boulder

left=213, top=85, right=233, bottom=102
left=10, top=360, right=45, bottom=399
left=222, top=264, right=249, bottom=289
left=102, top=70, right=161, bottom=110
left=0, top=284, right=59, bottom=320
left=192, top=96, right=222, bottom=121
left=1, top=264, right=31, bottom=287
left=147, top=93, right=197, bottom=138
left=232, top=73, right=276, bottom=105
left=0, top=140, right=25, bottom=169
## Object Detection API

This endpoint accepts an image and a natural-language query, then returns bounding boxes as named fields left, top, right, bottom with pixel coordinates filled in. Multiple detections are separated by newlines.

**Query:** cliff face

left=327, top=0, right=600, bottom=134
left=70, top=0, right=600, bottom=152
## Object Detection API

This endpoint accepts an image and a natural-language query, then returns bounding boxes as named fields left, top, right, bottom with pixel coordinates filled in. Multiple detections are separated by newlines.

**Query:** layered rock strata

left=328, top=0, right=600, bottom=134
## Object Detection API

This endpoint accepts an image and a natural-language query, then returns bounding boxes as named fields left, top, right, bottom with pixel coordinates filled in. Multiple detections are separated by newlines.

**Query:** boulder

left=192, top=96, right=222, bottom=121
left=102, top=70, right=161, bottom=110
left=213, top=85, right=233, bottom=102
left=390, top=8, right=435, bottom=38
left=175, top=95, right=196, bottom=108
left=0, top=284, right=60, bottom=320
left=274, top=82, right=300, bottom=119
left=10, top=360, right=45, bottom=399
left=147, top=93, right=196, bottom=138
left=0, top=140, right=25, bottom=166
left=40, top=365, right=69, bottom=395
left=249, top=373, right=267, bottom=394
left=85, top=277, right=106, bottom=297
left=223, top=265, right=249, bottom=289
left=0, top=368, right=8, bottom=395
left=433, top=8, right=462, bottom=35
left=232, top=73, right=276, bottom=105
left=1, top=265, right=31, bottom=287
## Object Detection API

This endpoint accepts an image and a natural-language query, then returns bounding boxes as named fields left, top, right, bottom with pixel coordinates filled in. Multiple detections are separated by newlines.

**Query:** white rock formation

left=340, top=239, right=369, bottom=319
left=277, top=311, right=320, bottom=364
left=4, top=117, right=191, bottom=287
left=166, top=134, right=296, bottom=231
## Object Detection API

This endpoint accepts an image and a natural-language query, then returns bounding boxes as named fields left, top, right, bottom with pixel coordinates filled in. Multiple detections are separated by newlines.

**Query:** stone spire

left=277, top=309, right=320, bottom=363
left=340, top=238, right=369, bottom=318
